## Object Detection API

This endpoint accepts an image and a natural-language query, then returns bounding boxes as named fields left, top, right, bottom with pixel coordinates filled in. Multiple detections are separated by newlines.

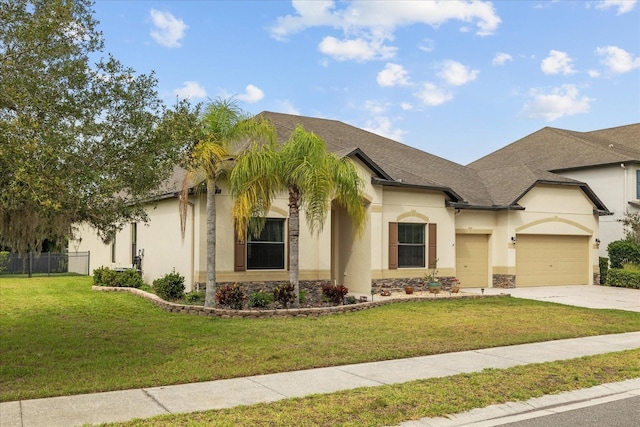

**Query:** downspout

left=621, top=163, right=627, bottom=217
left=187, top=200, right=195, bottom=290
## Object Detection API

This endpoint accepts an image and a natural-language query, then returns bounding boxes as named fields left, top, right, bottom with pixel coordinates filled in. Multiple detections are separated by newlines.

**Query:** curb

left=394, top=378, right=640, bottom=426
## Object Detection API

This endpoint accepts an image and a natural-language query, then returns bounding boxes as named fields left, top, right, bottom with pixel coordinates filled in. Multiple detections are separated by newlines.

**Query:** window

left=398, top=223, right=425, bottom=268
left=636, top=170, right=640, bottom=199
left=111, top=235, right=116, bottom=263
left=247, top=219, right=285, bottom=269
left=131, top=223, right=137, bottom=265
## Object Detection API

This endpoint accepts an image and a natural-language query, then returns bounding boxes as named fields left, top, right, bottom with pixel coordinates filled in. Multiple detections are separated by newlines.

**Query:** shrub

left=606, top=268, right=640, bottom=289
left=608, top=240, right=640, bottom=269
left=112, top=268, right=144, bottom=288
left=93, top=266, right=108, bottom=285
left=0, top=251, right=9, bottom=272
left=249, top=290, right=274, bottom=308
left=321, top=283, right=349, bottom=305
left=299, top=290, right=307, bottom=305
left=344, top=295, right=357, bottom=305
left=93, top=267, right=117, bottom=286
left=215, top=284, right=246, bottom=309
left=153, top=270, right=185, bottom=301
left=273, top=283, right=295, bottom=308
left=184, top=290, right=205, bottom=305
left=599, top=257, right=609, bottom=284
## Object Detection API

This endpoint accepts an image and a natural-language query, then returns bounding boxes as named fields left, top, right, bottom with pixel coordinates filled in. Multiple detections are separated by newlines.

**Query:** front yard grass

left=1, top=276, right=640, bottom=402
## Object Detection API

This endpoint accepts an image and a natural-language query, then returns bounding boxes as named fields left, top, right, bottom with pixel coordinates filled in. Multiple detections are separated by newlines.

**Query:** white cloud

left=595, top=0, right=637, bottom=14
left=541, top=50, right=576, bottom=75
left=596, top=46, right=640, bottom=73
left=269, top=0, right=339, bottom=41
left=437, top=60, right=479, bottom=86
left=377, top=63, right=410, bottom=87
left=400, top=102, right=413, bottom=111
left=522, top=84, right=593, bottom=121
left=588, top=69, right=601, bottom=78
left=173, top=81, right=207, bottom=100
left=237, top=85, right=265, bottom=103
left=364, top=100, right=389, bottom=115
left=418, top=38, right=435, bottom=52
left=492, top=52, right=513, bottom=66
left=318, top=36, right=396, bottom=61
left=363, top=116, right=407, bottom=141
left=275, top=99, right=300, bottom=115
left=269, top=1, right=500, bottom=63
left=149, top=9, right=188, bottom=48
left=415, top=82, right=453, bottom=106
left=270, top=1, right=501, bottom=39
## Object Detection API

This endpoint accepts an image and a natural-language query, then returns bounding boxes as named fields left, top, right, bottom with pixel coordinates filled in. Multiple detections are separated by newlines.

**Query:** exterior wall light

left=511, top=236, right=517, bottom=244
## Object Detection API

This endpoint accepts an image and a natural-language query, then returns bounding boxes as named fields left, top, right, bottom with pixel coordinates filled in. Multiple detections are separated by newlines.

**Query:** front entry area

left=515, top=234, right=589, bottom=286
left=456, top=234, right=489, bottom=287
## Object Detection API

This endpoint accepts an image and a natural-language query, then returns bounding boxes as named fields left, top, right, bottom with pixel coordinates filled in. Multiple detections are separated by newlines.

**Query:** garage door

left=456, top=234, right=489, bottom=287
left=516, top=235, right=589, bottom=286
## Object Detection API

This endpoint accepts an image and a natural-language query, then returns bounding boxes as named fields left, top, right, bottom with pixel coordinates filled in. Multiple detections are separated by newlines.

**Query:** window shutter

left=234, top=226, right=246, bottom=272
left=428, top=223, right=437, bottom=269
left=389, top=222, right=398, bottom=270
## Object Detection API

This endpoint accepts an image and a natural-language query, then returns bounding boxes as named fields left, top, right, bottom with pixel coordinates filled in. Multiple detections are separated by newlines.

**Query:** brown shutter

left=389, top=222, right=398, bottom=270
left=234, top=226, right=246, bottom=272
left=428, top=223, right=437, bottom=269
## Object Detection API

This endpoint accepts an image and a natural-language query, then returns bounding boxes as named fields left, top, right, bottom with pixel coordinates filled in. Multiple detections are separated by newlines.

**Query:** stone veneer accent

left=93, top=286, right=507, bottom=318
left=492, top=274, right=516, bottom=288
left=371, top=277, right=457, bottom=293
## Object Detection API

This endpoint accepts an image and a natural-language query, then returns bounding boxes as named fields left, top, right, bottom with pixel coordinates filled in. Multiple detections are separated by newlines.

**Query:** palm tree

left=181, top=98, right=276, bottom=307
left=230, top=124, right=367, bottom=307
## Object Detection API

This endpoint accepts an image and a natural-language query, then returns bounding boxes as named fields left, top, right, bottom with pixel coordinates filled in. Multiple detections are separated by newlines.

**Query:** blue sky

left=93, top=0, right=640, bottom=164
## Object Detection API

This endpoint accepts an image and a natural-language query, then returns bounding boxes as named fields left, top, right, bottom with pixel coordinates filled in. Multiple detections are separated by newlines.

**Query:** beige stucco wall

left=74, top=175, right=602, bottom=293
left=512, top=185, right=599, bottom=281
left=373, top=187, right=456, bottom=280
left=73, top=197, right=203, bottom=289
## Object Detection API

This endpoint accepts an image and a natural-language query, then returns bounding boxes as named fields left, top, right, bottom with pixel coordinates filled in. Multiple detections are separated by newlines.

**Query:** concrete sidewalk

left=1, top=332, right=639, bottom=427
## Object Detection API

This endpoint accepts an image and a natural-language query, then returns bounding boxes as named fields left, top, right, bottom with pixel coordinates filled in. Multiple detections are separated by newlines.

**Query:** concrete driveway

left=466, top=285, right=640, bottom=312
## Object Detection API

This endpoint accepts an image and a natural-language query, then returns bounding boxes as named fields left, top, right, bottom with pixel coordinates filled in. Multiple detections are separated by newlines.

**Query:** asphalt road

left=500, top=395, right=640, bottom=427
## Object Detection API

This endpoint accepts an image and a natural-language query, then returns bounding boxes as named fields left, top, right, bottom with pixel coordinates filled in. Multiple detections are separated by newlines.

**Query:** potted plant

left=404, top=285, right=414, bottom=294
left=424, top=259, right=441, bottom=294
left=450, top=278, right=460, bottom=294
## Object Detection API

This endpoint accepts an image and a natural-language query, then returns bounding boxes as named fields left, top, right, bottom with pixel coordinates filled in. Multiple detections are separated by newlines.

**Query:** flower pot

left=428, top=283, right=441, bottom=294
left=404, top=286, right=414, bottom=294
left=451, top=285, right=460, bottom=294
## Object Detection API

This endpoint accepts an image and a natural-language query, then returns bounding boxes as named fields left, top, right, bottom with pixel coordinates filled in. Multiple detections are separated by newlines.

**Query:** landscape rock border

left=93, top=286, right=511, bottom=318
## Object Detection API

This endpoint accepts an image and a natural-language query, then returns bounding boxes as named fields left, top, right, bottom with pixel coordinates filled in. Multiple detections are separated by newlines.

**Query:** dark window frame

left=247, top=218, right=286, bottom=270
left=397, top=223, right=425, bottom=268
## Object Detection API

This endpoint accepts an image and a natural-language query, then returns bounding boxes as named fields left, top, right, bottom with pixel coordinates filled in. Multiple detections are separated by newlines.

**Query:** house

left=469, top=123, right=640, bottom=257
left=74, top=112, right=611, bottom=293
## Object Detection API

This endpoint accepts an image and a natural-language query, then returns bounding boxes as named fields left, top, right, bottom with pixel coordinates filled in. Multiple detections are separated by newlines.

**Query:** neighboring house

left=469, top=123, right=640, bottom=257
left=74, top=112, right=611, bottom=293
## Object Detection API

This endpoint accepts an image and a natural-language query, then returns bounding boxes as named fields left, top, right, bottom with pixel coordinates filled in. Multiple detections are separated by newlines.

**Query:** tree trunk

left=204, top=177, right=217, bottom=307
left=288, top=186, right=300, bottom=307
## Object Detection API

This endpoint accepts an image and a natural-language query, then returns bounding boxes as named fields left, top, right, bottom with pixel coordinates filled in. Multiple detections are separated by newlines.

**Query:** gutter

left=371, top=177, right=464, bottom=203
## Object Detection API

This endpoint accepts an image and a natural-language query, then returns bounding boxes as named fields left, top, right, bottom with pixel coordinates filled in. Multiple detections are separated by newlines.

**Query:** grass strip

left=2, top=276, right=640, bottom=401
left=104, top=349, right=640, bottom=427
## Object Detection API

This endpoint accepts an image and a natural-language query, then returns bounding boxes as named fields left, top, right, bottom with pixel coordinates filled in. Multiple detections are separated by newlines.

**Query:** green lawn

left=1, top=276, right=640, bottom=402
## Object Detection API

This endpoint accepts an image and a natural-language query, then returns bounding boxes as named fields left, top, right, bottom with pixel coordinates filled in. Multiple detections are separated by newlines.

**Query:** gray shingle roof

left=157, top=112, right=618, bottom=212
left=469, top=124, right=640, bottom=172
left=259, top=111, right=494, bottom=206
